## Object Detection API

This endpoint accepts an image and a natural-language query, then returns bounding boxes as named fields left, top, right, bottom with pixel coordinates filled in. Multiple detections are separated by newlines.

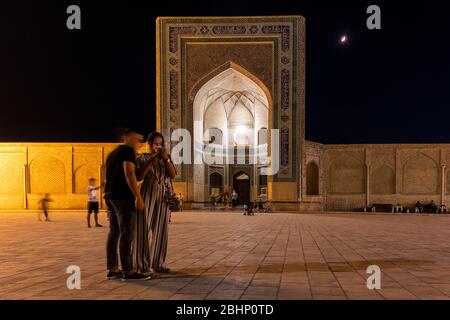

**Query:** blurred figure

left=430, top=200, right=438, bottom=213
left=231, top=190, right=238, bottom=208
left=414, top=201, right=423, bottom=213
left=255, top=198, right=264, bottom=213
left=178, top=193, right=183, bottom=212
left=104, top=127, right=150, bottom=281
left=223, top=192, right=230, bottom=209
left=210, top=195, right=217, bottom=210
left=248, top=200, right=255, bottom=216
left=38, top=193, right=53, bottom=221
left=394, top=203, right=403, bottom=213
left=87, top=178, right=104, bottom=228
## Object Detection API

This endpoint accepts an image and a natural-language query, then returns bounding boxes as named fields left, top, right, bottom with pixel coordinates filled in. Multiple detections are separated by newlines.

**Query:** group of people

left=414, top=200, right=446, bottom=213
left=392, top=200, right=446, bottom=213
left=34, top=129, right=180, bottom=282
left=104, top=129, right=177, bottom=281
left=244, top=199, right=271, bottom=215
left=209, top=189, right=271, bottom=216
left=210, top=190, right=239, bottom=209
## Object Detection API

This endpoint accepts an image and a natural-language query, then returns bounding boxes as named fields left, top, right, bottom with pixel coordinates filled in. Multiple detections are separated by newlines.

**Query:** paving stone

left=1, top=211, right=450, bottom=300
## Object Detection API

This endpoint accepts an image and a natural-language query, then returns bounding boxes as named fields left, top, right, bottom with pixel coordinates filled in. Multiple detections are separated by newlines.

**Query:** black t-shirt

left=104, top=145, right=136, bottom=201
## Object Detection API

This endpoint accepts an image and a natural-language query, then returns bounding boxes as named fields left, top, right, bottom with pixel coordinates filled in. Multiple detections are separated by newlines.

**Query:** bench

left=370, top=203, right=393, bottom=212
left=421, top=204, right=439, bottom=213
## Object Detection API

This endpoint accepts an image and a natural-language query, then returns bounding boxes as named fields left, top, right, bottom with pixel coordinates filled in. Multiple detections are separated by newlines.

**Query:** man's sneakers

left=121, top=272, right=152, bottom=281
left=106, top=270, right=122, bottom=280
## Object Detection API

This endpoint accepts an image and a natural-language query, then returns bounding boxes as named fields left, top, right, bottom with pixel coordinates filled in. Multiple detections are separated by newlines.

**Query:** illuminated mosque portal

left=192, top=67, right=270, bottom=205
left=156, top=16, right=305, bottom=210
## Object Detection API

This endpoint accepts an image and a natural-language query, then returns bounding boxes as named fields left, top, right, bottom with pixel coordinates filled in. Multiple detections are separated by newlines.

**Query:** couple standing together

left=104, top=129, right=176, bottom=281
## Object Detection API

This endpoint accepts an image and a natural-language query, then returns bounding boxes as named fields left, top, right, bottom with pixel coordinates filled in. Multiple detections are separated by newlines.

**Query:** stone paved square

left=1, top=210, right=450, bottom=300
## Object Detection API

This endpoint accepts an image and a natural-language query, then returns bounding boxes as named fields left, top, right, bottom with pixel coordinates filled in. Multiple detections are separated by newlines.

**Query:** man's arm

left=123, top=161, right=144, bottom=210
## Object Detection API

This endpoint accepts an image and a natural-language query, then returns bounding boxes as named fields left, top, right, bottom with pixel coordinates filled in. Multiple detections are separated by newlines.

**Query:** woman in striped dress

left=132, top=131, right=176, bottom=274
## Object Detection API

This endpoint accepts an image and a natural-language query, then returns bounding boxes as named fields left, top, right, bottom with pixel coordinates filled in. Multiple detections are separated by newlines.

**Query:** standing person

left=210, top=195, right=216, bottom=209
left=256, top=198, right=263, bottom=213
left=223, top=192, right=230, bottom=209
left=38, top=193, right=53, bottom=221
left=178, top=193, right=183, bottom=212
left=231, top=190, right=238, bottom=208
left=104, top=128, right=150, bottom=281
left=133, top=131, right=177, bottom=274
left=87, top=178, right=103, bottom=228
left=248, top=200, right=255, bottom=216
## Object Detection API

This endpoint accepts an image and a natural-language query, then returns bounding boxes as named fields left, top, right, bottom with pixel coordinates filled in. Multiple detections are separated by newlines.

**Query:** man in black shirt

left=104, top=128, right=150, bottom=281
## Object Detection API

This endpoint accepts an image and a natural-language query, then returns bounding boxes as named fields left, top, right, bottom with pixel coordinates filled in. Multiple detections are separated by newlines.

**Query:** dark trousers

left=106, top=199, right=136, bottom=274
left=41, top=202, right=49, bottom=218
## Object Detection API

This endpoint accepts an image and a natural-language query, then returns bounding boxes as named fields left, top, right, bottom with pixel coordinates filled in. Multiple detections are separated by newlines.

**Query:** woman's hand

left=158, top=147, right=170, bottom=160
left=149, top=152, right=159, bottom=162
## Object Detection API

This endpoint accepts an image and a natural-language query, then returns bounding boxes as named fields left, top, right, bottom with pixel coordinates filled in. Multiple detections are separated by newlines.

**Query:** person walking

left=38, top=193, right=53, bottom=221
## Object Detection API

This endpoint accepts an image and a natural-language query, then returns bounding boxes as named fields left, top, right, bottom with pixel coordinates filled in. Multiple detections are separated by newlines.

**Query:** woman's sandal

left=155, top=266, right=170, bottom=273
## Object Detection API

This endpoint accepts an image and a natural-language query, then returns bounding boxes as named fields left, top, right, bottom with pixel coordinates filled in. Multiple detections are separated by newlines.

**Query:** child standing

left=87, top=178, right=103, bottom=228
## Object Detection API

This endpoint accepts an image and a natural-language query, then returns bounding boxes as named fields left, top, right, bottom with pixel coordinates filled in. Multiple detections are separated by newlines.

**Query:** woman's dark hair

left=147, top=131, right=165, bottom=145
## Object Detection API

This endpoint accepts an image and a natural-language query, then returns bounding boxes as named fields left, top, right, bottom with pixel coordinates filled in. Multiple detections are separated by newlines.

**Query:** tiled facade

left=157, top=17, right=306, bottom=210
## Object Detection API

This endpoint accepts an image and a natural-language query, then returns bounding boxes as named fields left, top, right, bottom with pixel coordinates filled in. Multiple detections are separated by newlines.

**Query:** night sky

left=2, top=0, right=450, bottom=143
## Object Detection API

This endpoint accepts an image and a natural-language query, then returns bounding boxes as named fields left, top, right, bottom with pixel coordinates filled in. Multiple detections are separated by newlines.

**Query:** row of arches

left=326, top=153, right=443, bottom=195
left=0, top=155, right=100, bottom=194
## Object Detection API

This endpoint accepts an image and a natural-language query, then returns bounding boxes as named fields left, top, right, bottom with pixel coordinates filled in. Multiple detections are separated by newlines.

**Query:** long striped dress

left=132, top=153, right=172, bottom=274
